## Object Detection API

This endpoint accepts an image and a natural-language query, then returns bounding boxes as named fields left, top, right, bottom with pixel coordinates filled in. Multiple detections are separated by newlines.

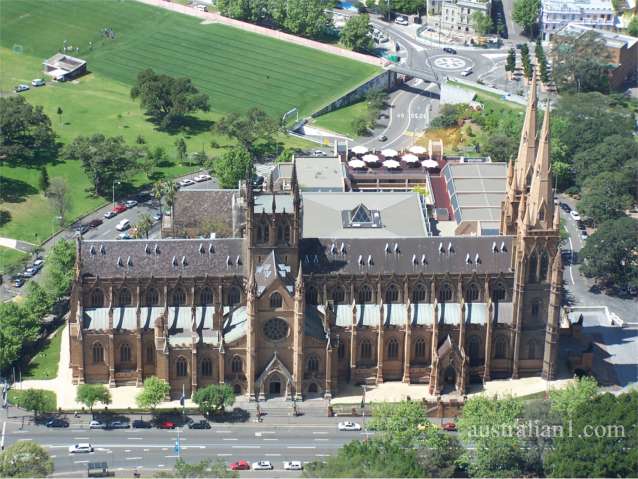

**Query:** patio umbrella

left=381, top=148, right=399, bottom=157
left=409, top=145, right=427, bottom=155
left=383, top=159, right=401, bottom=169
left=362, top=154, right=379, bottom=163
left=422, top=159, right=439, bottom=169
left=402, top=153, right=420, bottom=163
left=348, top=159, right=366, bottom=168
left=351, top=145, right=368, bottom=155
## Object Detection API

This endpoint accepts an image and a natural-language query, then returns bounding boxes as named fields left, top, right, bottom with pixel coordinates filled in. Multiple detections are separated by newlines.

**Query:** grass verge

left=8, top=389, right=57, bottom=412
left=22, top=325, right=64, bottom=380
left=312, top=100, right=370, bottom=138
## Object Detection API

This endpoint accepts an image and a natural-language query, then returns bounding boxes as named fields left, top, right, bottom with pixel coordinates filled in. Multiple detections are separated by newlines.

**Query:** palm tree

left=151, top=180, right=164, bottom=209
left=163, top=182, right=178, bottom=237
left=136, top=213, right=154, bottom=239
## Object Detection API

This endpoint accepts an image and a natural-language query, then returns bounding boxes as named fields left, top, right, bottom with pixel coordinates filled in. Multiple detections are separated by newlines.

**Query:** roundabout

left=430, top=55, right=472, bottom=71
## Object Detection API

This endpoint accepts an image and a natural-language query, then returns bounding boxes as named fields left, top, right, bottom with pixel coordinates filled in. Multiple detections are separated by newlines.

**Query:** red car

left=158, top=420, right=176, bottom=429
left=442, top=422, right=457, bottom=432
left=229, top=460, right=250, bottom=471
left=112, top=203, right=127, bottom=214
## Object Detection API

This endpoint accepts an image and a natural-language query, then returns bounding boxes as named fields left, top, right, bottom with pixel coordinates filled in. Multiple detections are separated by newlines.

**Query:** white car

left=179, top=178, right=196, bottom=187
left=461, top=68, right=473, bottom=77
left=115, top=219, right=130, bottom=231
left=69, top=443, right=93, bottom=453
left=394, top=16, right=408, bottom=25
left=195, top=3, right=208, bottom=11
left=338, top=421, right=362, bottom=431
left=193, top=174, right=212, bottom=182
left=570, top=210, right=581, bottom=221
left=31, top=78, right=45, bottom=87
left=89, top=420, right=107, bottom=429
left=124, top=200, right=138, bottom=208
left=283, top=461, right=303, bottom=470
left=252, top=460, right=274, bottom=470
left=313, top=150, right=327, bottom=157
left=15, top=84, right=29, bottom=93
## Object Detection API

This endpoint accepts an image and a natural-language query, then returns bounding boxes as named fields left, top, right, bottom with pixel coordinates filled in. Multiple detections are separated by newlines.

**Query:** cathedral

left=68, top=74, right=562, bottom=400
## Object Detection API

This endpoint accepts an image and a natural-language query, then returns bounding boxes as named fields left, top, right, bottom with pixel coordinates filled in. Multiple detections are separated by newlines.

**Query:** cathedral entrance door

left=269, top=379, right=282, bottom=396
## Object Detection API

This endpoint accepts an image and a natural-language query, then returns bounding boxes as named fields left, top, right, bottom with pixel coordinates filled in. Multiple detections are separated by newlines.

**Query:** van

left=195, top=4, right=208, bottom=11
left=115, top=219, right=130, bottom=231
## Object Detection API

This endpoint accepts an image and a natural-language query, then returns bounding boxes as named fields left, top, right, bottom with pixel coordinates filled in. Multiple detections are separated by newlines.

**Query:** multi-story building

left=440, top=0, right=492, bottom=36
left=68, top=75, right=563, bottom=400
left=540, top=0, right=615, bottom=40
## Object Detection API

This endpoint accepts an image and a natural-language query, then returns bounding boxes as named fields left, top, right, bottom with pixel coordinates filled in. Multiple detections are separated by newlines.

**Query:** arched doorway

left=267, top=373, right=283, bottom=397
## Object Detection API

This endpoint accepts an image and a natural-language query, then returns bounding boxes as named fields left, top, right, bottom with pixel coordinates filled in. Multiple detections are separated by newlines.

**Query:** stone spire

left=295, top=261, right=304, bottom=294
left=527, top=100, right=554, bottom=230
left=514, top=71, right=538, bottom=191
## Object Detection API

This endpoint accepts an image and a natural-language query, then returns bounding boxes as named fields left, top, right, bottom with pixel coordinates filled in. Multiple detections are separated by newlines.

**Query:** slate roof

left=223, top=306, right=247, bottom=343
left=304, top=305, right=328, bottom=339
left=172, top=189, right=237, bottom=237
left=79, top=239, right=244, bottom=278
left=299, top=236, right=513, bottom=275
left=255, top=251, right=294, bottom=296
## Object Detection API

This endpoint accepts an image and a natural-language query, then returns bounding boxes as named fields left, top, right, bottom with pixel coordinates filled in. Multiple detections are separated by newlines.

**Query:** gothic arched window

left=414, top=337, right=426, bottom=359
left=438, top=283, right=453, bottom=302
left=466, top=284, right=479, bottom=302
left=539, top=252, right=549, bottom=282
left=176, top=357, right=188, bottom=377
left=92, top=342, right=104, bottom=364
left=412, top=284, right=427, bottom=303
left=358, top=284, right=372, bottom=303
left=528, top=340, right=538, bottom=360
left=385, top=284, right=399, bottom=303
left=170, top=287, right=186, bottom=306
left=228, top=287, right=241, bottom=306
left=305, top=286, right=318, bottom=305
left=468, top=335, right=481, bottom=366
left=531, top=300, right=540, bottom=319
left=495, top=337, right=507, bottom=359
left=146, top=288, right=159, bottom=306
left=270, top=292, right=283, bottom=309
left=120, top=343, right=131, bottom=362
left=307, top=355, right=319, bottom=372
left=118, top=288, right=131, bottom=307
left=331, top=287, right=345, bottom=304
left=492, top=283, right=506, bottom=302
left=338, top=341, right=346, bottom=360
left=146, top=345, right=154, bottom=364
left=199, top=287, right=214, bottom=306
left=201, top=358, right=213, bottom=377
left=387, top=338, right=399, bottom=359
left=90, top=288, right=104, bottom=308
left=528, top=253, right=538, bottom=283
left=360, top=340, right=372, bottom=360
left=231, top=356, right=243, bottom=373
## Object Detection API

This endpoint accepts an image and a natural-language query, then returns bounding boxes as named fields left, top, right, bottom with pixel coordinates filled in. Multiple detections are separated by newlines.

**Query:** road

left=1, top=415, right=368, bottom=477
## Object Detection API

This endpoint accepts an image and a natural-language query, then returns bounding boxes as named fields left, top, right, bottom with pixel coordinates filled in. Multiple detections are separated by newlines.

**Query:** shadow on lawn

left=0, top=176, right=38, bottom=203
left=148, top=114, right=214, bottom=136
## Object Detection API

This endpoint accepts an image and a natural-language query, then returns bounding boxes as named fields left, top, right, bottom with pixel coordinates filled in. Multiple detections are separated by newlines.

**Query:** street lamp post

left=112, top=180, right=121, bottom=209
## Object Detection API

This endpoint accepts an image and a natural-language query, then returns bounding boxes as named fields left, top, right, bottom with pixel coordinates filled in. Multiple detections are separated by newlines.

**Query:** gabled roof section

left=255, top=250, right=294, bottom=296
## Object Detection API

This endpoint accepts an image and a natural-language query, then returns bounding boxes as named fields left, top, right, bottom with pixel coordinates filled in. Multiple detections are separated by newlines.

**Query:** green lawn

left=312, top=100, right=370, bottom=138
left=0, top=247, right=28, bottom=275
left=8, top=389, right=57, bottom=412
left=22, top=325, right=64, bottom=380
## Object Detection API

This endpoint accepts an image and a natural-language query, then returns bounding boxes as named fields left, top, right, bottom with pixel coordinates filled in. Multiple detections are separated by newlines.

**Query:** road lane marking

left=50, top=455, right=57, bottom=459
left=144, top=449, right=149, bottom=452
left=73, top=437, right=89, bottom=440
left=232, top=445, right=260, bottom=448
left=567, top=235, right=575, bottom=285
left=157, top=464, right=165, bottom=467
left=315, top=454, right=330, bottom=457
left=312, top=432, right=328, bottom=435
left=288, top=446, right=315, bottom=449
left=265, top=453, right=281, bottom=457
left=215, top=430, right=231, bottom=433
left=314, top=438, right=329, bottom=441
left=223, top=438, right=238, bottom=441
left=127, top=437, right=143, bottom=440
left=125, top=449, right=132, bottom=452
left=263, top=438, right=278, bottom=441
left=126, top=457, right=142, bottom=460
left=217, top=454, right=231, bottom=457
left=73, top=460, right=89, bottom=464
left=165, top=455, right=179, bottom=458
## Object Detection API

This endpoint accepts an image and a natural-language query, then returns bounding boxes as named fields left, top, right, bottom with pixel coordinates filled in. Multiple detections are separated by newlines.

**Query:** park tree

left=471, top=11, right=493, bottom=35
left=367, top=400, right=429, bottom=445
left=341, top=14, right=374, bottom=52
left=18, top=389, right=56, bottom=418
left=580, top=217, right=638, bottom=289
left=282, top=0, right=331, bottom=38
left=211, top=147, right=252, bottom=189
left=512, top=0, right=540, bottom=35
left=136, top=376, right=170, bottom=410
left=0, top=302, right=39, bottom=373
left=175, top=137, right=188, bottom=164
left=23, top=282, right=53, bottom=325
left=56, top=106, right=63, bottom=125
left=578, top=172, right=634, bottom=224
left=572, top=134, right=638, bottom=189
left=628, top=16, right=638, bottom=37
left=76, top=384, right=112, bottom=414
left=43, top=238, right=76, bottom=300
left=45, top=177, right=72, bottom=226
left=304, top=437, right=426, bottom=477
left=482, top=132, right=518, bottom=163
left=130, top=69, right=210, bottom=129
left=550, top=376, right=599, bottom=419
left=64, top=134, right=140, bottom=197
left=213, top=108, right=279, bottom=158
left=546, top=390, right=638, bottom=477
left=551, top=30, right=611, bottom=93
left=156, top=458, right=238, bottom=478
left=38, top=166, right=50, bottom=192
left=0, top=441, right=54, bottom=477
left=351, top=116, right=370, bottom=136
left=140, top=146, right=167, bottom=180
left=135, top=213, right=154, bottom=239
left=192, top=384, right=236, bottom=417
left=276, top=147, right=300, bottom=163
left=0, top=96, right=57, bottom=166
left=505, top=48, right=516, bottom=75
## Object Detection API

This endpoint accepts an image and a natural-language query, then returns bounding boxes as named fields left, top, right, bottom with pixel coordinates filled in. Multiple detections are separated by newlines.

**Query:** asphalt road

left=2, top=416, right=368, bottom=477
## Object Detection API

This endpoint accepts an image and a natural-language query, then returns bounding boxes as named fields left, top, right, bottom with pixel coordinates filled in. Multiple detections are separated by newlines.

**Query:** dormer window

left=343, top=203, right=382, bottom=228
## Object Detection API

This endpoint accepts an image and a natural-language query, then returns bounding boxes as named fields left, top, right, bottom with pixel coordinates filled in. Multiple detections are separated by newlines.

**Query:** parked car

left=158, top=420, right=176, bottom=429
left=14, top=277, right=25, bottom=288
left=69, top=443, right=93, bottom=453
left=89, top=420, right=107, bottom=429
left=104, top=210, right=117, bottom=219
left=252, top=461, right=274, bottom=471
left=394, top=16, right=408, bottom=25
left=31, top=78, right=45, bottom=87
left=179, top=179, right=195, bottom=187
left=460, top=68, right=473, bottom=77
left=22, top=267, right=36, bottom=278
left=15, top=84, right=29, bottom=93
left=195, top=3, right=208, bottom=11
left=313, top=150, right=327, bottom=157
left=560, top=202, right=571, bottom=213
left=441, top=422, right=457, bottom=432
left=32, top=259, right=44, bottom=270
left=193, top=174, right=212, bottom=182
left=115, top=219, right=130, bottom=231
left=87, top=219, right=103, bottom=228
left=108, top=420, right=130, bottom=429
left=443, top=47, right=457, bottom=54
left=188, top=420, right=211, bottom=430
left=152, top=212, right=162, bottom=222
left=338, top=421, right=362, bottom=431
left=377, top=134, right=387, bottom=142
left=74, top=224, right=89, bottom=236
left=229, top=460, right=250, bottom=471
left=570, top=210, right=581, bottom=221
left=118, top=232, right=132, bottom=240
left=112, top=203, right=128, bottom=214
left=132, top=419, right=152, bottom=429
left=46, top=418, right=69, bottom=428
left=124, top=200, right=138, bottom=208
left=283, top=461, right=303, bottom=470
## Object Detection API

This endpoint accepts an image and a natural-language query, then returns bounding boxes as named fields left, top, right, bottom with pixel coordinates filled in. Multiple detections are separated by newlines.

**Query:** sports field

left=0, top=0, right=379, bottom=117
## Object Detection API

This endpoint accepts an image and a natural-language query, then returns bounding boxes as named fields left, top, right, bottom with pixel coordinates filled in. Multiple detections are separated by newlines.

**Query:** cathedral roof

left=299, top=236, right=513, bottom=276
left=171, top=189, right=237, bottom=236
left=255, top=250, right=294, bottom=296
left=79, top=239, right=244, bottom=278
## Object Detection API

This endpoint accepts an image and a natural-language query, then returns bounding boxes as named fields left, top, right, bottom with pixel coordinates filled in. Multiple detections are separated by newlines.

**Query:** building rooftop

left=301, top=192, right=428, bottom=238
left=541, top=0, right=614, bottom=12
left=556, top=22, right=638, bottom=49
left=170, top=189, right=237, bottom=237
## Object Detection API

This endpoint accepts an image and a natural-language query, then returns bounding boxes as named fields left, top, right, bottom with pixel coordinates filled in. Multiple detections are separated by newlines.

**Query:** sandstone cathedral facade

left=68, top=74, right=562, bottom=400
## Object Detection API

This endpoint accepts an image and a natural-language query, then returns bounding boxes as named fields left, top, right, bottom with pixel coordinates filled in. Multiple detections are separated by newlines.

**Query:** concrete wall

left=312, top=70, right=399, bottom=117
